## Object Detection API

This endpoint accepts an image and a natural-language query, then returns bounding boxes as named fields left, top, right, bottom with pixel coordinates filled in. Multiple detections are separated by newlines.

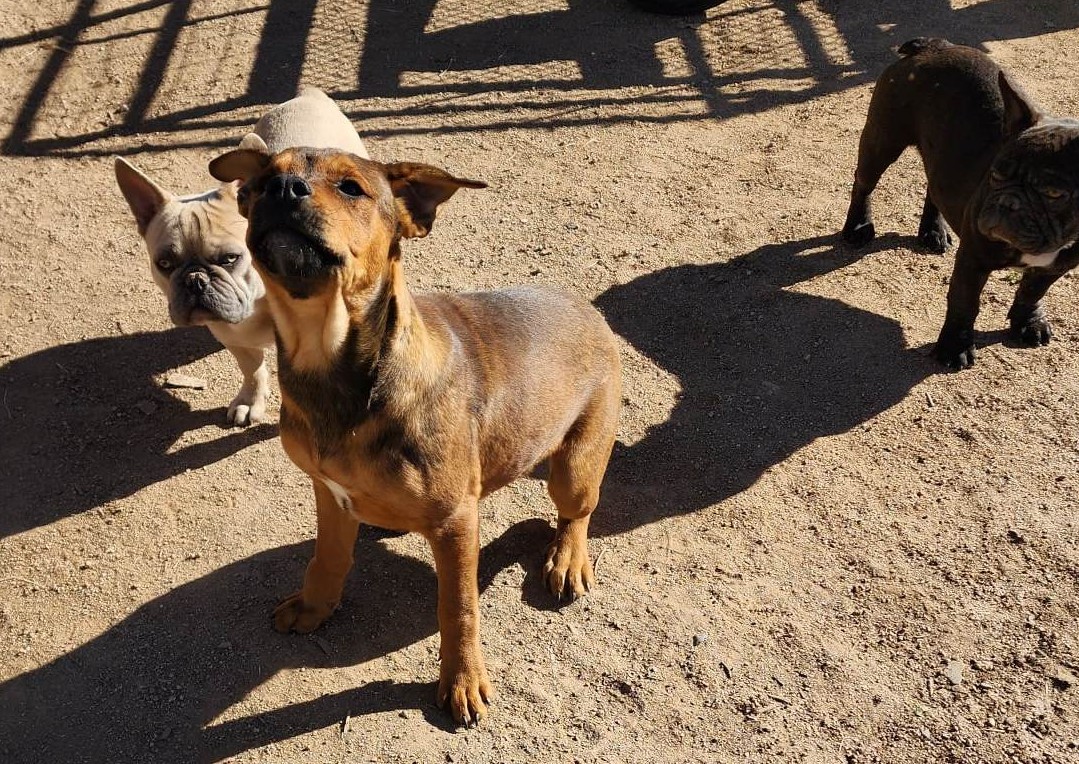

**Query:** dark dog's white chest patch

left=1021, top=241, right=1074, bottom=268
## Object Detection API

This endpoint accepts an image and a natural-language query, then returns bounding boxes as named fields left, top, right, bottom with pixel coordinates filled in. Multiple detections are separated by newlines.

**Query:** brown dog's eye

left=1042, top=187, right=1067, bottom=200
left=218, top=253, right=240, bottom=267
left=989, top=168, right=1006, bottom=184
left=157, top=258, right=175, bottom=272
left=338, top=179, right=364, bottom=198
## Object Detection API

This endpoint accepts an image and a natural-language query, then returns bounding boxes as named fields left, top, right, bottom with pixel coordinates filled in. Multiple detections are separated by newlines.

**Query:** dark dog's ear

left=382, top=162, right=486, bottom=238
left=209, top=148, right=271, bottom=184
left=999, top=70, right=1042, bottom=138
left=114, top=157, right=172, bottom=235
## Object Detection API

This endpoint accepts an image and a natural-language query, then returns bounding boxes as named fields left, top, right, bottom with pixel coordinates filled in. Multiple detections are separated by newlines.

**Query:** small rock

left=943, top=660, right=965, bottom=686
left=1050, top=665, right=1077, bottom=690
left=693, top=633, right=709, bottom=647
left=165, top=372, right=207, bottom=390
left=1006, top=529, right=1026, bottom=545
left=973, top=659, right=994, bottom=672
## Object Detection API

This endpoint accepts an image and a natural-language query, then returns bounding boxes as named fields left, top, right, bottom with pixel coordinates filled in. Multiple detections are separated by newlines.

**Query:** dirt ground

left=2, top=1, right=1079, bottom=762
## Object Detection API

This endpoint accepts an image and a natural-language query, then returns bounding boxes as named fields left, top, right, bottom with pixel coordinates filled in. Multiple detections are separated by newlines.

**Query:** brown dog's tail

left=897, top=37, right=953, bottom=57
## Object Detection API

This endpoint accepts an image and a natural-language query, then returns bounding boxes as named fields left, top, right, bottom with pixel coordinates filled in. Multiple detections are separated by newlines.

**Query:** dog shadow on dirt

left=0, top=327, right=275, bottom=539
left=592, top=233, right=936, bottom=536
left=0, top=519, right=553, bottom=763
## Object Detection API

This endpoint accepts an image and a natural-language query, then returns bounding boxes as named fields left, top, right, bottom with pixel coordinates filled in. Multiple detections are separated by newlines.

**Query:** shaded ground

left=1, top=1, right=1078, bottom=762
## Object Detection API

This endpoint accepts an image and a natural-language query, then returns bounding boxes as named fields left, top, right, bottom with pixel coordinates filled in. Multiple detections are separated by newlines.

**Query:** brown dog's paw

left=272, top=591, right=335, bottom=633
left=543, top=535, right=594, bottom=601
left=437, top=659, right=492, bottom=726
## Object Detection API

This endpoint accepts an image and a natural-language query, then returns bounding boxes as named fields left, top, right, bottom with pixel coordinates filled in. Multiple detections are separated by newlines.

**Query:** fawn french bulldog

left=115, top=87, right=369, bottom=422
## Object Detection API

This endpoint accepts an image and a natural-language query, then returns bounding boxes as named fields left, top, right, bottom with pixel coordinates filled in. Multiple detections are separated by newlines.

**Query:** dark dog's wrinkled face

left=978, top=119, right=1079, bottom=257
left=209, top=147, right=485, bottom=299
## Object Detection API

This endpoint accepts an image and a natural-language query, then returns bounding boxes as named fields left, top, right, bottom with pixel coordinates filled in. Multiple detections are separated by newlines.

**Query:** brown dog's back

left=417, top=285, right=621, bottom=495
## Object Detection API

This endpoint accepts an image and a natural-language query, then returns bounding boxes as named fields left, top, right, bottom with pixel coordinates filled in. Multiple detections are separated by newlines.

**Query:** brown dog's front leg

left=275, top=479, right=360, bottom=633
left=428, top=502, right=491, bottom=725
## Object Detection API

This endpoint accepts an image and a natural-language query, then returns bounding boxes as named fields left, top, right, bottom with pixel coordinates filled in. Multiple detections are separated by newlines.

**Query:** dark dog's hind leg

left=916, top=193, right=952, bottom=253
left=841, top=129, right=906, bottom=247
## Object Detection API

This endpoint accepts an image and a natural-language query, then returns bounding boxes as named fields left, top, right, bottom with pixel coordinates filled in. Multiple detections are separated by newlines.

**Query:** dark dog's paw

left=841, top=221, right=876, bottom=247
left=934, top=331, right=977, bottom=370
left=917, top=228, right=952, bottom=254
left=1010, top=317, right=1053, bottom=347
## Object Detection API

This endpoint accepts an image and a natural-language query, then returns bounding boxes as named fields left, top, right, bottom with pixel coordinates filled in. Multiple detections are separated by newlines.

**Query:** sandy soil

left=1, top=1, right=1078, bottom=762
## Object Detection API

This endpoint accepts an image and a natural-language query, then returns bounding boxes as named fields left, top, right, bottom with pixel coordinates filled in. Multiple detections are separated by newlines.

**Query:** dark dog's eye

left=219, top=253, right=241, bottom=267
left=1042, top=187, right=1067, bottom=200
left=338, top=179, right=364, bottom=198
left=157, top=258, right=175, bottom=272
left=989, top=168, right=1006, bottom=185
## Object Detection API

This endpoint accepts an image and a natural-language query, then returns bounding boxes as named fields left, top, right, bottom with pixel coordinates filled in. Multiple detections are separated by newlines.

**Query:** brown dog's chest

left=279, top=412, right=441, bottom=532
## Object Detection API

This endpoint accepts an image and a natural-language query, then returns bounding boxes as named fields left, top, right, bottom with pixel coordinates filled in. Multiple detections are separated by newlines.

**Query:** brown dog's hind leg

left=544, top=389, right=619, bottom=601
left=429, top=501, right=492, bottom=726
left=274, top=479, right=360, bottom=633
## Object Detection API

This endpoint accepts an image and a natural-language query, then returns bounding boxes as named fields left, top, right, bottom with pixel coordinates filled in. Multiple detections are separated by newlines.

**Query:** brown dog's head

left=209, top=147, right=485, bottom=299
left=977, top=72, right=1079, bottom=257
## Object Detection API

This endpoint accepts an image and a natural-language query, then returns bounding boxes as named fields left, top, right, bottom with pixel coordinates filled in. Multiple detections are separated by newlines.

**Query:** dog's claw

left=841, top=221, right=875, bottom=247
left=273, top=591, right=335, bottom=633
left=934, top=344, right=976, bottom=370
left=917, top=228, right=952, bottom=254
left=543, top=537, right=594, bottom=601
left=438, top=661, right=492, bottom=726
left=1011, top=318, right=1053, bottom=347
left=227, top=394, right=266, bottom=427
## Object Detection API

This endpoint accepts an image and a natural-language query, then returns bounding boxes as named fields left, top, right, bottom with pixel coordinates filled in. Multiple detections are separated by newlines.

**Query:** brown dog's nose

left=265, top=173, right=312, bottom=201
left=186, top=270, right=210, bottom=293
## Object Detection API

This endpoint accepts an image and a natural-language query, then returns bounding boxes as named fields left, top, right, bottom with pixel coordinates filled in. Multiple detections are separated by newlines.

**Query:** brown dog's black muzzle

left=265, top=173, right=313, bottom=202
left=247, top=174, right=342, bottom=298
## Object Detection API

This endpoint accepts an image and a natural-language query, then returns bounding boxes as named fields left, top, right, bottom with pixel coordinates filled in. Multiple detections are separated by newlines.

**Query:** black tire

left=628, top=0, right=725, bottom=15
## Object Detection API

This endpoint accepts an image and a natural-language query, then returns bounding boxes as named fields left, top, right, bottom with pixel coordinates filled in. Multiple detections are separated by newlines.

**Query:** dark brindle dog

left=842, top=38, right=1079, bottom=369
left=208, top=147, right=621, bottom=725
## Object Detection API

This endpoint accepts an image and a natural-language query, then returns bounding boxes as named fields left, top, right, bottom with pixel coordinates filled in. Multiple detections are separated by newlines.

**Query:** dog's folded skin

left=841, top=38, right=1079, bottom=369
left=209, top=147, right=622, bottom=725
left=114, top=86, right=369, bottom=425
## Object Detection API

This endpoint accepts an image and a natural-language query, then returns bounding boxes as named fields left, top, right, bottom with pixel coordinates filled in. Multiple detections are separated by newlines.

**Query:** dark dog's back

left=864, top=38, right=1008, bottom=229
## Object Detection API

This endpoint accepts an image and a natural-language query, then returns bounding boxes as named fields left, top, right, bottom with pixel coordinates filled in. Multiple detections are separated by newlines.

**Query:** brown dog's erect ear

left=999, top=70, right=1042, bottom=138
left=209, top=148, right=272, bottom=184
left=114, top=157, right=173, bottom=235
left=382, top=162, right=487, bottom=238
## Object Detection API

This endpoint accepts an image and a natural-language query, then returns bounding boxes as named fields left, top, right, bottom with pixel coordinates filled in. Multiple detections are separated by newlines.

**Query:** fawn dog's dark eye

left=338, top=179, right=364, bottom=198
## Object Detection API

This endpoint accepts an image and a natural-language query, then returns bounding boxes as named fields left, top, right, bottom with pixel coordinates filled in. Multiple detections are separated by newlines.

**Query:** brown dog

left=208, top=147, right=622, bottom=724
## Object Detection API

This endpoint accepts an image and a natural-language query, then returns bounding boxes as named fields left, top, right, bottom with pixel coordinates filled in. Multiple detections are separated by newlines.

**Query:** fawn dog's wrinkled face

left=209, top=147, right=485, bottom=298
